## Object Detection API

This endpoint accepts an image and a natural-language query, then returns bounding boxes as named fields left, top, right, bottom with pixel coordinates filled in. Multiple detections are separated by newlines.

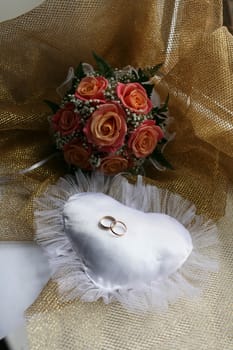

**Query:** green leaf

left=130, top=70, right=139, bottom=82
left=138, top=68, right=148, bottom=82
left=92, top=52, right=114, bottom=77
left=152, top=106, right=159, bottom=113
left=75, top=62, right=85, bottom=80
left=44, top=100, right=60, bottom=113
left=158, top=113, right=167, bottom=118
left=142, top=63, right=163, bottom=79
left=143, top=84, right=154, bottom=98
left=151, top=148, right=174, bottom=170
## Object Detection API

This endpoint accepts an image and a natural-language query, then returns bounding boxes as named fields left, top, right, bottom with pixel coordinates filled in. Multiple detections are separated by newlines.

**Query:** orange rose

left=75, top=76, right=108, bottom=101
left=52, top=103, right=80, bottom=136
left=83, top=103, right=127, bottom=153
left=117, top=82, right=152, bottom=114
left=128, top=120, right=163, bottom=158
left=99, top=156, right=129, bottom=175
left=63, top=140, right=90, bottom=169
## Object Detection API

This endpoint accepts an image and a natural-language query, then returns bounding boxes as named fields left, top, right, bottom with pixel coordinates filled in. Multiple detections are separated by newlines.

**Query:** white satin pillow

left=63, top=193, right=193, bottom=291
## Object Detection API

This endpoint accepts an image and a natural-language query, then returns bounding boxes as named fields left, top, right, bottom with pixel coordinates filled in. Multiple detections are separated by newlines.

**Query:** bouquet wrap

left=0, top=1, right=233, bottom=349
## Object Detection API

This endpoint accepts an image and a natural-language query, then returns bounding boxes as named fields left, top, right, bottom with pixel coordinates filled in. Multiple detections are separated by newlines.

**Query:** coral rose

left=52, top=103, right=80, bottom=136
left=75, top=76, right=108, bottom=101
left=99, top=156, right=129, bottom=175
left=128, top=120, right=163, bottom=158
left=63, top=140, right=90, bottom=169
left=116, top=82, right=152, bottom=114
left=83, top=102, right=127, bottom=153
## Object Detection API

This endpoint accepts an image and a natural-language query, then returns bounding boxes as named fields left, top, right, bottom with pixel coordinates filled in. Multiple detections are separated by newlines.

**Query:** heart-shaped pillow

left=35, top=171, right=218, bottom=311
left=64, top=192, right=193, bottom=290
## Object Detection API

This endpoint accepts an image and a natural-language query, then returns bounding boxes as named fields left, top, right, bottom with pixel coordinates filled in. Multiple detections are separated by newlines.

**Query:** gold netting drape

left=0, top=0, right=233, bottom=349
left=0, top=0, right=232, bottom=242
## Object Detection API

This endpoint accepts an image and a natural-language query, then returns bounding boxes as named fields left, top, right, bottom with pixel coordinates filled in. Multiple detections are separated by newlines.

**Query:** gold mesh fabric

left=0, top=0, right=232, bottom=241
left=26, top=185, right=233, bottom=349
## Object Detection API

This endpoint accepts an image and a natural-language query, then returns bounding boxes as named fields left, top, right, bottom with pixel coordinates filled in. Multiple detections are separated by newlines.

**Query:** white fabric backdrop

left=0, top=243, right=50, bottom=339
left=0, top=0, right=44, bottom=22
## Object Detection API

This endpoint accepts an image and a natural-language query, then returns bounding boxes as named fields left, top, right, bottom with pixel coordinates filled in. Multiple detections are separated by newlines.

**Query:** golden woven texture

left=26, top=184, right=233, bottom=349
left=0, top=0, right=232, bottom=241
left=0, top=1, right=232, bottom=348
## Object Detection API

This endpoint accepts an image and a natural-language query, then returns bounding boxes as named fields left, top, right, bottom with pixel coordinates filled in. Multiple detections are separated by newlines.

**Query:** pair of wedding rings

left=98, top=216, right=127, bottom=237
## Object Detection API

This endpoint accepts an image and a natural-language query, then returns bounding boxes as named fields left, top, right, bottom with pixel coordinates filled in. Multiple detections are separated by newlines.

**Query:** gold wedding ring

left=110, top=220, right=127, bottom=236
left=99, top=216, right=116, bottom=229
left=98, top=216, right=127, bottom=236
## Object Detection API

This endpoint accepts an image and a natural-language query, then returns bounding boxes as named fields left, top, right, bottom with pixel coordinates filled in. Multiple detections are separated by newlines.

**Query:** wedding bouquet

left=46, top=53, right=171, bottom=175
left=37, top=56, right=217, bottom=312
